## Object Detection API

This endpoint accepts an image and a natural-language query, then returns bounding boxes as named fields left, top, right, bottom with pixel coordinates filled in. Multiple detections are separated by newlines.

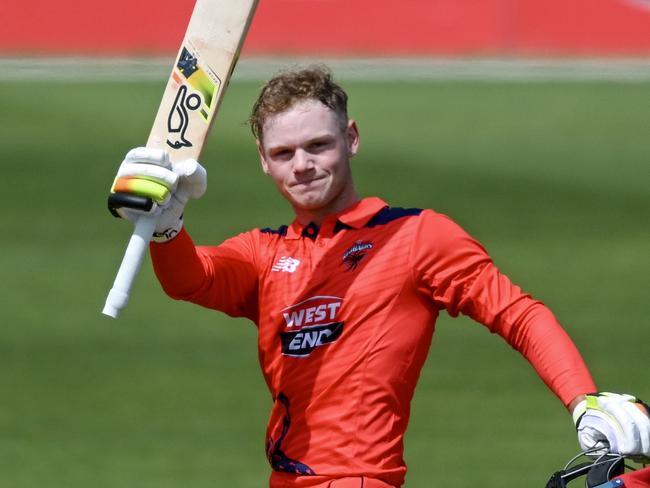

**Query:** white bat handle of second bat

left=102, top=214, right=158, bottom=318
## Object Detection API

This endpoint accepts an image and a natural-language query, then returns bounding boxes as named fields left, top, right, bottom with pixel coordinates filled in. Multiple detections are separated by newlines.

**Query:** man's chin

left=286, top=189, right=328, bottom=209
left=291, top=198, right=327, bottom=211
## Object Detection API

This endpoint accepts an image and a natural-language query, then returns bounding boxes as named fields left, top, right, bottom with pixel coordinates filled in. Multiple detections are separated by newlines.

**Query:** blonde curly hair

left=249, top=65, right=349, bottom=142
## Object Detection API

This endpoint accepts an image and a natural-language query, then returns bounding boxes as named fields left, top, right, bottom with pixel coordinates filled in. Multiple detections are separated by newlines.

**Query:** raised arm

left=106, top=146, right=259, bottom=322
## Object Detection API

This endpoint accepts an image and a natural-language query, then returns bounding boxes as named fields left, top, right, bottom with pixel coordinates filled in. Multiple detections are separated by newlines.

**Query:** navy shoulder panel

left=260, top=225, right=288, bottom=236
left=365, top=207, right=423, bottom=228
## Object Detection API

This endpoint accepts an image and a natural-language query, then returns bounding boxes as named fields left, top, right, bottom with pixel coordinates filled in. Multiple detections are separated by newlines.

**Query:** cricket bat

left=102, top=0, right=259, bottom=318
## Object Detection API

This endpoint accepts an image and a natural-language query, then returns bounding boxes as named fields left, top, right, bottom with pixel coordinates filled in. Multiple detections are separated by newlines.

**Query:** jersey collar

left=285, top=197, right=388, bottom=239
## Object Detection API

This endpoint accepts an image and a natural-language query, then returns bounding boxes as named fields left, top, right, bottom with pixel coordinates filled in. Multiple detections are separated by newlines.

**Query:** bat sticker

left=166, top=47, right=222, bottom=149
left=166, top=85, right=200, bottom=149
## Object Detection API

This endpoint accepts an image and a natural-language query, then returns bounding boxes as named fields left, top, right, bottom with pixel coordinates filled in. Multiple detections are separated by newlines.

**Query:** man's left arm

left=411, top=210, right=649, bottom=458
left=411, top=210, right=595, bottom=406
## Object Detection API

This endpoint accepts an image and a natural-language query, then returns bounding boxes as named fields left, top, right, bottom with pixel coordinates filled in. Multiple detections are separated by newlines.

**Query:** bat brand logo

left=280, top=296, right=344, bottom=357
left=166, top=85, right=201, bottom=149
left=166, top=47, right=221, bottom=150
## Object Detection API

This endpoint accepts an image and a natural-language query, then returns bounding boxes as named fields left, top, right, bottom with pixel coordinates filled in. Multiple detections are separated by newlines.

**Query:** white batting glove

left=108, top=147, right=207, bottom=242
left=573, top=392, right=650, bottom=461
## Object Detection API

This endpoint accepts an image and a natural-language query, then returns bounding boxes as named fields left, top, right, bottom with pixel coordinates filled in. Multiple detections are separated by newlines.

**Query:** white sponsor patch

left=280, top=296, right=344, bottom=357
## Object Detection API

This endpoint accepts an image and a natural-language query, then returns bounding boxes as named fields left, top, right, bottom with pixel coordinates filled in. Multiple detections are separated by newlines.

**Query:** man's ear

left=257, top=140, right=270, bottom=174
left=346, top=120, right=360, bottom=157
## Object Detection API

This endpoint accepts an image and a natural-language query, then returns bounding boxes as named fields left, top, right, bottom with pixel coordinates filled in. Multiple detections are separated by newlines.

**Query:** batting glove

left=573, top=392, right=650, bottom=461
left=108, top=147, right=207, bottom=242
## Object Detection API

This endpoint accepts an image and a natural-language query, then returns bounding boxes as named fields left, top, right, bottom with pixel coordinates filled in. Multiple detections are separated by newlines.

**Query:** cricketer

left=108, top=66, right=650, bottom=487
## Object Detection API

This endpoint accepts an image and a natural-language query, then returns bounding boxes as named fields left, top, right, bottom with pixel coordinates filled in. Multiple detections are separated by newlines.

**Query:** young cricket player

left=109, top=66, right=650, bottom=488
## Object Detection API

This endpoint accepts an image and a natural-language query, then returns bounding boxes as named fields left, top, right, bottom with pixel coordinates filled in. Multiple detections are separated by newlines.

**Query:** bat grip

left=102, top=214, right=158, bottom=318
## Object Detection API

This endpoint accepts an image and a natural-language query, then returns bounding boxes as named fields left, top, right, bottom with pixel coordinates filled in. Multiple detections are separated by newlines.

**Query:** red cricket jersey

left=617, top=467, right=650, bottom=488
left=151, top=197, right=596, bottom=487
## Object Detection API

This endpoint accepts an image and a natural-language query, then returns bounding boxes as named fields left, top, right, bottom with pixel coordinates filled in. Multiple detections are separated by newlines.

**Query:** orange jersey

left=151, top=197, right=595, bottom=487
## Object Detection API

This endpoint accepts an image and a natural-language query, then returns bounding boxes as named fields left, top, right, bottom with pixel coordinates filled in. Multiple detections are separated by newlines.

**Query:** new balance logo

left=272, top=257, right=301, bottom=273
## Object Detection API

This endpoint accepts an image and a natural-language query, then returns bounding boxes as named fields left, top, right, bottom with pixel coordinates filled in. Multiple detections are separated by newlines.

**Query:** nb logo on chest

left=272, top=256, right=301, bottom=273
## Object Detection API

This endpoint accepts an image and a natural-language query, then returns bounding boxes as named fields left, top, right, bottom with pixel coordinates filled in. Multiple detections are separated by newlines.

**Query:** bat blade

left=148, top=0, right=259, bottom=162
left=102, top=0, right=259, bottom=318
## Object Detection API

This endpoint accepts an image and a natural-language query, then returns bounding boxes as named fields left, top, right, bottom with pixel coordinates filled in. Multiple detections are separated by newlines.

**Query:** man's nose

left=293, top=150, right=315, bottom=173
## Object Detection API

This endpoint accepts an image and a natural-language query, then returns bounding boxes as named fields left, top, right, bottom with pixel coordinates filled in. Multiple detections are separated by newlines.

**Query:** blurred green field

left=1, top=75, right=649, bottom=487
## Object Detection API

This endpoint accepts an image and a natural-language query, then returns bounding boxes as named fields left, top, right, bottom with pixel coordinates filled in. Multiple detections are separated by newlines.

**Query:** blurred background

left=1, top=1, right=649, bottom=487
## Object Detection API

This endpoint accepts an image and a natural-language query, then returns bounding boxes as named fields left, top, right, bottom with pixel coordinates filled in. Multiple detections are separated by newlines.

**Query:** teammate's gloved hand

left=108, top=147, right=207, bottom=242
left=573, top=392, right=650, bottom=461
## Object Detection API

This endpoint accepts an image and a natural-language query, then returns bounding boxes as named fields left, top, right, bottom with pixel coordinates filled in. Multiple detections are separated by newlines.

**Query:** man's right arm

left=107, top=147, right=259, bottom=322
left=150, top=228, right=260, bottom=322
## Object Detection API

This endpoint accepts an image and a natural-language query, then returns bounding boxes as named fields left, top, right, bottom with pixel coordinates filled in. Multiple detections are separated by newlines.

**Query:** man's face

left=257, top=99, right=360, bottom=223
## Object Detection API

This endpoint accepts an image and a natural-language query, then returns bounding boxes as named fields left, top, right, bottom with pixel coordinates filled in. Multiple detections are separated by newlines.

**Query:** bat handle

left=102, top=214, right=158, bottom=318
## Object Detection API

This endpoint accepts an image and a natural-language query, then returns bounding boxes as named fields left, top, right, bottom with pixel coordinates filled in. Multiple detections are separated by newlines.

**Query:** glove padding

left=573, top=392, right=650, bottom=461
left=109, top=147, right=207, bottom=242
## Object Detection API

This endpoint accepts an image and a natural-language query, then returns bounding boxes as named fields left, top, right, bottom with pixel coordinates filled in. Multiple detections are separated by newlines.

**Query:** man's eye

left=309, top=141, right=329, bottom=151
left=272, top=149, right=292, bottom=158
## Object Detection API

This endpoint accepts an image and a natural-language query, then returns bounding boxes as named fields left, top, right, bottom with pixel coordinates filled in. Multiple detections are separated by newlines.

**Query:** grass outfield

left=1, top=78, right=649, bottom=487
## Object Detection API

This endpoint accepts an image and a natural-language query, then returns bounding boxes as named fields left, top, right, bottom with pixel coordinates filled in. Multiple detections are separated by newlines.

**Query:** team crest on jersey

left=342, top=240, right=373, bottom=271
left=280, top=296, right=344, bottom=357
